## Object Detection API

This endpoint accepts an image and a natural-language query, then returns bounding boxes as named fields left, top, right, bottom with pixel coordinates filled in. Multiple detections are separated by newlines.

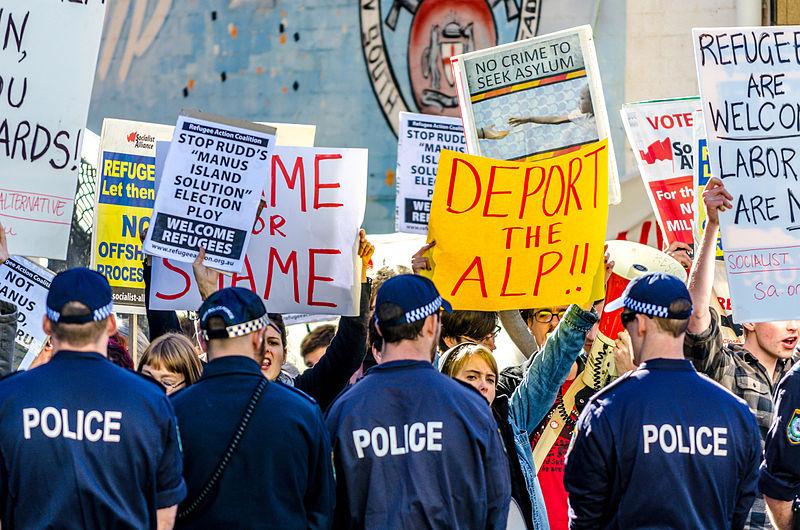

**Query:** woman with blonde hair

left=137, top=332, right=202, bottom=395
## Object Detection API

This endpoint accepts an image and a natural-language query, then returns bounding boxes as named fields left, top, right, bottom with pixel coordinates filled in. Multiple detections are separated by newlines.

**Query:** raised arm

left=687, top=177, right=731, bottom=335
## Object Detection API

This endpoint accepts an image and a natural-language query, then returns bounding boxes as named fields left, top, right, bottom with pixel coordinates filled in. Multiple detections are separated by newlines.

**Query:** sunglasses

left=621, top=311, right=653, bottom=326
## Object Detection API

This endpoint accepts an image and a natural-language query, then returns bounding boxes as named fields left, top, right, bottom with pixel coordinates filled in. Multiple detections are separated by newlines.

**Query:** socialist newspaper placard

left=0, top=257, right=53, bottom=369
left=91, top=119, right=174, bottom=313
left=143, top=111, right=277, bottom=272
left=150, top=147, right=368, bottom=316
left=621, top=98, right=701, bottom=245
left=451, top=25, right=620, bottom=204
left=0, top=2, right=106, bottom=258
left=694, top=26, right=800, bottom=322
left=396, top=113, right=465, bottom=233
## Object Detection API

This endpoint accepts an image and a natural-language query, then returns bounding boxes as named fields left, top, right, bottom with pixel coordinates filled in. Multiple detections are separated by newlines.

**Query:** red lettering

left=482, top=165, right=514, bottom=218
left=269, top=214, right=286, bottom=237
left=308, top=248, right=341, bottom=307
left=502, top=226, right=522, bottom=249
left=446, top=157, right=482, bottom=214
left=230, top=256, right=257, bottom=292
left=564, top=156, right=582, bottom=214
left=313, top=154, right=344, bottom=209
left=155, top=258, right=191, bottom=300
left=542, top=166, right=565, bottom=217
left=519, top=166, right=545, bottom=218
left=451, top=256, right=487, bottom=297
left=583, top=144, right=605, bottom=208
left=533, top=252, right=563, bottom=296
left=271, top=154, right=306, bottom=211
left=500, top=257, right=524, bottom=297
left=264, top=247, right=299, bottom=303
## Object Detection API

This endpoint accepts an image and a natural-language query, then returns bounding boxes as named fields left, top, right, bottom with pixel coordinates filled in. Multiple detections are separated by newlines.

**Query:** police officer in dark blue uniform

left=564, top=273, right=761, bottom=529
left=171, top=287, right=334, bottom=529
left=326, top=274, right=511, bottom=529
left=760, top=362, right=800, bottom=528
left=0, top=268, right=186, bottom=529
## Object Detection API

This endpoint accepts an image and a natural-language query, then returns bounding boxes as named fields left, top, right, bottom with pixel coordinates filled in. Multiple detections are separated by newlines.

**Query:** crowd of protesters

left=0, top=177, right=799, bottom=530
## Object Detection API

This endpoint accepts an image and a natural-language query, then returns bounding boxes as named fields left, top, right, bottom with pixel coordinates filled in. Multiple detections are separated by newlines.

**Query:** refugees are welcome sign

left=694, top=27, right=800, bottom=322
left=143, top=111, right=276, bottom=273
left=424, top=140, right=608, bottom=310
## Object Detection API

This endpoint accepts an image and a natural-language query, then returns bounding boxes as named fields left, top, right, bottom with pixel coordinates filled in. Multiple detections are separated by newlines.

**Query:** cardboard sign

left=424, top=140, right=608, bottom=310
left=395, top=113, right=465, bottom=233
left=694, top=26, right=800, bottom=322
left=621, top=98, right=701, bottom=245
left=91, top=119, right=174, bottom=314
left=0, top=2, right=107, bottom=258
left=451, top=25, right=620, bottom=204
left=143, top=111, right=277, bottom=272
left=0, top=257, right=53, bottom=369
left=692, top=109, right=725, bottom=258
left=150, top=147, right=368, bottom=316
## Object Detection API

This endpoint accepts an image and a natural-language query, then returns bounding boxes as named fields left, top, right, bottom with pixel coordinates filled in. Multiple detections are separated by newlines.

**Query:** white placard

left=0, top=2, right=107, bottom=258
left=150, top=146, right=368, bottom=316
left=395, top=112, right=465, bottom=234
left=694, top=26, right=800, bottom=322
left=143, top=111, right=277, bottom=272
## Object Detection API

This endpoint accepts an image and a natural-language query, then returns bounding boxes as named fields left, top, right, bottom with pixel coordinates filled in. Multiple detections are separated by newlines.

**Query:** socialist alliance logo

left=126, top=131, right=156, bottom=150
left=360, top=0, right=541, bottom=136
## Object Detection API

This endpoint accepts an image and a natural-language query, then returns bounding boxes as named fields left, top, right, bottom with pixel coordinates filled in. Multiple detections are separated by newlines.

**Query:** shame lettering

left=23, top=407, right=122, bottom=443
left=642, top=424, right=728, bottom=456
left=352, top=422, right=443, bottom=459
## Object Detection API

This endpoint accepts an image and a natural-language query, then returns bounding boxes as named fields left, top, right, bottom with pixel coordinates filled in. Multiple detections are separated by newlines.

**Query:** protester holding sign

left=686, top=176, right=798, bottom=529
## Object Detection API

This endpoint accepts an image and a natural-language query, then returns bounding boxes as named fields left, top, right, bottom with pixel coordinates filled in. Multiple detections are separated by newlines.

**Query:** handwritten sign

left=143, top=111, right=277, bottom=272
left=0, top=257, right=53, bottom=369
left=150, top=147, right=368, bottom=316
left=621, top=98, right=700, bottom=245
left=396, top=112, right=465, bottom=234
left=424, top=140, right=608, bottom=310
left=0, top=2, right=106, bottom=258
left=694, top=26, right=800, bottom=322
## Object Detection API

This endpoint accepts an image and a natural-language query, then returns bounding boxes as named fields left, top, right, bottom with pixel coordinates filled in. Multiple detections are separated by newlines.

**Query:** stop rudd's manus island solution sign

left=0, top=1, right=107, bottom=258
left=143, top=110, right=277, bottom=273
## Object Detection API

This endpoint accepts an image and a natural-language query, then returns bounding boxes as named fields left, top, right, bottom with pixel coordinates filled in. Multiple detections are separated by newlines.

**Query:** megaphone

left=582, top=240, right=686, bottom=390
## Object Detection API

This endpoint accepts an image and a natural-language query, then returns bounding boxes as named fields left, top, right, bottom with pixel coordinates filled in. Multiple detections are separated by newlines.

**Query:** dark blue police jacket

left=171, top=355, right=334, bottom=529
left=760, top=362, right=800, bottom=501
left=0, top=350, right=186, bottom=529
left=325, top=359, right=511, bottom=530
left=564, top=358, right=761, bottom=530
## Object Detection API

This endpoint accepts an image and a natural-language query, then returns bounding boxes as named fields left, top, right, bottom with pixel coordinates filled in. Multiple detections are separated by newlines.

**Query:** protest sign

left=692, top=109, right=725, bottom=258
left=451, top=25, right=620, bottom=204
left=621, top=98, right=701, bottom=245
left=424, top=140, right=608, bottom=310
left=395, top=113, right=465, bottom=233
left=694, top=26, right=800, bottom=322
left=0, top=257, right=53, bottom=369
left=150, top=147, right=368, bottom=316
left=143, top=111, right=277, bottom=272
left=0, top=2, right=106, bottom=258
left=91, top=119, right=174, bottom=313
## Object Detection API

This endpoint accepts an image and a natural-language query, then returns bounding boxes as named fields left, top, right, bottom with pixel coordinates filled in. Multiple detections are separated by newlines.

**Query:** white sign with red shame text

left=621, top=98, right=700, bottom=246
left=694, top=26, right=800, bottom=322
left=0, top=1, right=106, bottom=258
left=150, top=146, right=367, bottom=316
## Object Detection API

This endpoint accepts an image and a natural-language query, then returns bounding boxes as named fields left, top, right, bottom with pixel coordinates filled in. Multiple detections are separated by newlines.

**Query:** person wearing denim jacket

left=441, top=304, right=598, bottom=529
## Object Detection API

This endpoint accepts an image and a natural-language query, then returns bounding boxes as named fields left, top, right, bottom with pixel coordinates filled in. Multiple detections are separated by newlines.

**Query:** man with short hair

left=564, top=273, right=761, bottom=529
left=172, top=287, right=334, bottom=528
left=326, top=274, right=511, bottom=529
left=0, top=268, right=186, bottom=529
left=687, top=177, right=798, bottom=528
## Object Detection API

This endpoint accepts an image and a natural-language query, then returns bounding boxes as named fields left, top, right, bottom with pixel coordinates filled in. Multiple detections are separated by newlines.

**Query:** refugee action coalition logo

left=360, top=0, right=541, bottom=135
left=126, top=131, right=156, bottom=150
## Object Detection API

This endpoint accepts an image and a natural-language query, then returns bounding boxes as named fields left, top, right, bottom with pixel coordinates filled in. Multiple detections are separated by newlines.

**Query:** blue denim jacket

left=505, top=304, right=598, bottom=529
